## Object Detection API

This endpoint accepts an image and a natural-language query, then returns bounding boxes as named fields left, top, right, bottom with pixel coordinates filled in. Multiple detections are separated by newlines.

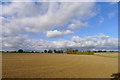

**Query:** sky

left=0, top=1, right=118, bottom=51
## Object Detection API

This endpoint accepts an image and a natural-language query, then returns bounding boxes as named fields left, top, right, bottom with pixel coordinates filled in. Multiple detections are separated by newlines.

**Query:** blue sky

left=1, top=1, right=118, bottom=51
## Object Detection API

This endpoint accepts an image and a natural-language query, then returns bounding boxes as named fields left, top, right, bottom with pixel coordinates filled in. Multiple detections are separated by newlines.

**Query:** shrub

left=18, top=49, right=24, bottom=53
left=66, top=48, right=94, bottom=55
left=44, top=50, right=47, bottom=53
left=48, top=50, right=53, bottom=53
left=66, top=48, right=74, bottom=54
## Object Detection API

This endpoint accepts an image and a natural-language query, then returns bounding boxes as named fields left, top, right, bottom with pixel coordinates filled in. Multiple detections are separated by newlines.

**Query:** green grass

left=95, top=54, right=118, bottom=58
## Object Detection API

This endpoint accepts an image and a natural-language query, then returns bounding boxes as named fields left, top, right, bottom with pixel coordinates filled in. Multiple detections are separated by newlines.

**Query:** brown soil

left=2, top=53, right=118, bottom=78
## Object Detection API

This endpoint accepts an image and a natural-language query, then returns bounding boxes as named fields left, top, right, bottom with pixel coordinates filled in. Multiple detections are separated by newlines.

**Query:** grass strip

left=95, top=54, right=118, bottom=58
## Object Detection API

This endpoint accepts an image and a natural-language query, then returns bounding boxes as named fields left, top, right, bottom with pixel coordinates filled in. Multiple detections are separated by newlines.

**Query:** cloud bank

left=2, top=34, right=118, bottom=51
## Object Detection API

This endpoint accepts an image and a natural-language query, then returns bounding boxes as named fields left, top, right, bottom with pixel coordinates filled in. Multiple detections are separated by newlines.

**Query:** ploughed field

left=2, top=53, right=118, bottom=78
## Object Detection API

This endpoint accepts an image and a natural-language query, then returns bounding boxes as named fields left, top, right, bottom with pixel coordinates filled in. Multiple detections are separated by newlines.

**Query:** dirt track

left=2, top=53, right=118, bottom=78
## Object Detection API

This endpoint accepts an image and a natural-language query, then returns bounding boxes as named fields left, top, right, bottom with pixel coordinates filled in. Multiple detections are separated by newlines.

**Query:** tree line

left=2, top=49, right=64, bottom=53
left=2, top=48, right=96, bottom=55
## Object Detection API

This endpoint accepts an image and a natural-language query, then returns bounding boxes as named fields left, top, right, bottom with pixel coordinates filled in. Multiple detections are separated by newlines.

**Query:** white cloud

left=72, top=36, right=81, bottom=42
left=46, top=30, right=63, bottom=38
left=68, top=20, right=88, bottom=29
left=46, top=30, right=73, bottom=38
left=64, top=30, right=74, bottom=34
left=2, top=2, right=96, bottom=35
left=72, top=35, right=118, bottom=51
left=99, top=34, right=110, bottom=39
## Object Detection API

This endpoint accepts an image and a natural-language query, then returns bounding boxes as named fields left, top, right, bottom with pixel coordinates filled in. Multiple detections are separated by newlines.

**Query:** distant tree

left=2, top=51, right=5, bottom=53
left=103, top=51, right=107, bottom=52
left=48, top=50, right=53, bottom=53
left=18, top=49, right=24, bottom=53
left=73, top=49, right=78, bottom=54
left=75, top=49, right=78, bottom=52
left=31, top=51, right=34, bottom=53
left=98, top=50, right=102, bottom=52
left=44, top=50, right=47, bottom=53
left=94, top=51, right=97, bottom=53
left=57, top=50, right=60, bottom=53
left=54, top=50, right=57, bottom=53
left=60, top=50, right=63, bottom=53
left=66, top=48, right=74, bottom=54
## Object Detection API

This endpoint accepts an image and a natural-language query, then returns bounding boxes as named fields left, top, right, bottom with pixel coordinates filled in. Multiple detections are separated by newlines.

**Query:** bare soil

left=2, top=53, right=118, bottom=78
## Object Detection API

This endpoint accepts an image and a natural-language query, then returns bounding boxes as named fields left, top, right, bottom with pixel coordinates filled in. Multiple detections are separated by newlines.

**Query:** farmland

left=2, top=53, right=118, bottom=78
